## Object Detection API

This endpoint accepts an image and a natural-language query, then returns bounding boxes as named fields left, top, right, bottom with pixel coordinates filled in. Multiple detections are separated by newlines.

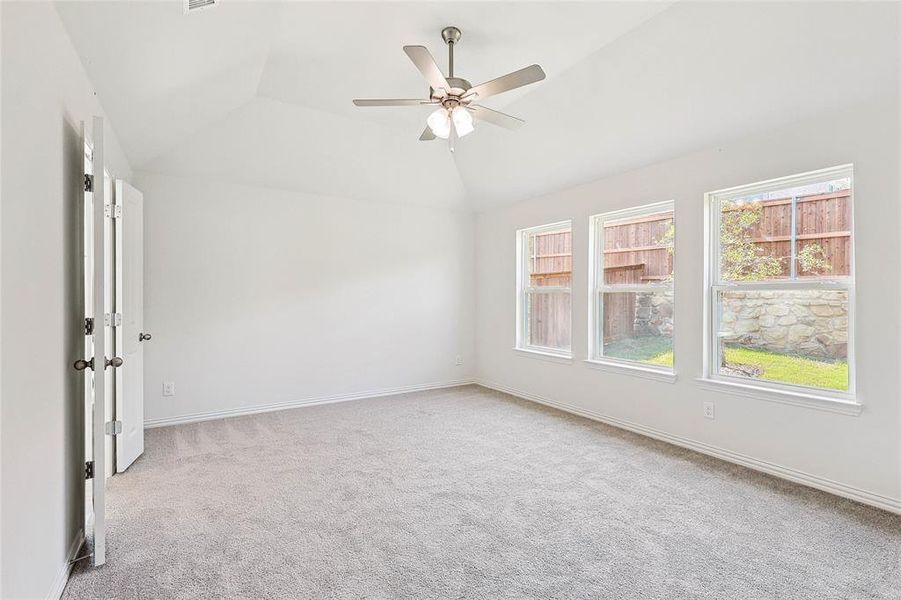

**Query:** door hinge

left=104, top=204, right=122, bottom=219
left=104, top=312, right=122, bottom=327
left=85, top=461, right=94, bottom=480
left=105, top=420, right=123, bottom=436
left=84, top=174, right=94, bottom=192
left=84, top=317, right=95, bottom=336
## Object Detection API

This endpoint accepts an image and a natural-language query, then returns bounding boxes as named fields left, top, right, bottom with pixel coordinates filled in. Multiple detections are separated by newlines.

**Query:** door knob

left=106, top=356, right=124, bottom=369
left=73, top=358, right=94, bottom=371
left=139, top=332, right=152, bottom=342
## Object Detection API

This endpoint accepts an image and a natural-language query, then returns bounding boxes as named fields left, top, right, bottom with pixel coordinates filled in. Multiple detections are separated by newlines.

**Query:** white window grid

left=515, top=220, right=573, bottom=356
left=703, top=164, right=855, bottom=400
left=588, top=201, right=675, bottom=373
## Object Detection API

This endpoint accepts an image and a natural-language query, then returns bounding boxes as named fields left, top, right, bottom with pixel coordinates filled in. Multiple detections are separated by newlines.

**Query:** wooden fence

left=726, top=190, right=851, bottom=278
left=527, top=189, right=851, bottom=346
left=528, top=229, right=571, bottom=348
left=602, top=211, right=674, bottom=340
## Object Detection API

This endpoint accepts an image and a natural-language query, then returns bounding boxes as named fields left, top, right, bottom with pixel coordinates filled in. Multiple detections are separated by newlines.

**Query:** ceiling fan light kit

left=427, top=104, right=474, bottom=140
left=353, top=26, right=545, bottom=151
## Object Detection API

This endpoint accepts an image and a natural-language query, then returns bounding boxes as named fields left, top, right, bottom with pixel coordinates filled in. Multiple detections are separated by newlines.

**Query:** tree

left=720, top=201, right=784, bottom=281
left=720, top=201, right=831, bottom=280
left=655, top=219, right=675, bottom=282
left=796, top=243, right=831, bottom=276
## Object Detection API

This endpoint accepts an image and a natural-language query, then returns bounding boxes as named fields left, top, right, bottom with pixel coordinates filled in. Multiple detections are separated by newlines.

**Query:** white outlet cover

left=163, top=382, right=176, bottom=397
left=703, top=401, right=715, bottom=419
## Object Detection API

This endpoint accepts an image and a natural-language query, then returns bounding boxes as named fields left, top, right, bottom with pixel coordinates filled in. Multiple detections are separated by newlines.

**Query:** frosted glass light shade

left=427, top=108, right=451, bottom=139
left=452, top=107, right=474, bottom=137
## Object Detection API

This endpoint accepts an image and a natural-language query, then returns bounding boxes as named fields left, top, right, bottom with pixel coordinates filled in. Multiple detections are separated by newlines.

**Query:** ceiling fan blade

left=419, top=126, right=436, bottom=141
left=469, top=105, right=525, bottom=130
left=464, top=64, right=546, bottom=101
left=403, top=45, right=451, bottom=93
left=353, top=99, right=435, bottom=107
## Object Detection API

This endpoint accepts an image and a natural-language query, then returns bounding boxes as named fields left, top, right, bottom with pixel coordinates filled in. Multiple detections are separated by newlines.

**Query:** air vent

left=185, top=0, right=216, bottom=13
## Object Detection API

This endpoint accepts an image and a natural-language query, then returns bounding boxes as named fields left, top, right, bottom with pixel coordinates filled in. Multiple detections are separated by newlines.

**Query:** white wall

left=475, top=97, right=901, bottom=508
left=1, top=3, right=5, bottom=594
left=133, top=172, right=475, bottom=425
left=0, top=3, right=132, bottom=598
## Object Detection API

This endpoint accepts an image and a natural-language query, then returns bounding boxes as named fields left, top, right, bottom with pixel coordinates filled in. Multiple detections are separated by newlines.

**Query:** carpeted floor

left=63, top=385, right=901, bottom=599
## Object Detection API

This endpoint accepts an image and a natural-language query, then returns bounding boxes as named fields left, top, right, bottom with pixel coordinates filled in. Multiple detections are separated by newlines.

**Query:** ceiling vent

left=185, top=0, right=216, bottom=14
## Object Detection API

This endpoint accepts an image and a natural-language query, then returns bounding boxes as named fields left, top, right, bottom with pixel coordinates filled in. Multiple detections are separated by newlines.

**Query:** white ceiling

left=55, top=1, right=898, bottom=210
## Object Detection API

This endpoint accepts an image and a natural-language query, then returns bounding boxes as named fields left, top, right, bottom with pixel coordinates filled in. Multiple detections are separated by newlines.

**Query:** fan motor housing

left=432, top=76, right=472, bottom=105
left=445, top=77, right=471, bottom=91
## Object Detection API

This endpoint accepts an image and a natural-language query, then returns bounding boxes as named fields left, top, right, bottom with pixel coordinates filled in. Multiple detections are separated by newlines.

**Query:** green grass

left=722, top=346, right=848, bottom=391
left=603, top=337, right=848, bottom=391
left=604, top=336, right=673, bottom=367
left=646, top=350, right=674, bottom=367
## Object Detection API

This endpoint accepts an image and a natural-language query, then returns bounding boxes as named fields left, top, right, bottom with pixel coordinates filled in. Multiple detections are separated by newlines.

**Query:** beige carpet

left=64, top=385, right=901, bottom=599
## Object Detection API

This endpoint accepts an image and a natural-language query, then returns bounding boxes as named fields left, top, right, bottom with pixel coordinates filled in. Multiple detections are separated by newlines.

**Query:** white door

left=79, top=116, right=117, bottom=566
left=103, top=171, right=115, bottom=479
left=115, top=180, right=145, bottom=471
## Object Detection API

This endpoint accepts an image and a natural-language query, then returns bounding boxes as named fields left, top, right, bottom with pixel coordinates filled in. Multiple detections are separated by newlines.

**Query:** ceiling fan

left=353, top=26, right=546, bottom=151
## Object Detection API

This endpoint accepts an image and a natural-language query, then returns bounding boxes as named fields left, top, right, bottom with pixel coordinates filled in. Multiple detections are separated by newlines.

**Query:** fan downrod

left=441, top=26, right=462, bottom=78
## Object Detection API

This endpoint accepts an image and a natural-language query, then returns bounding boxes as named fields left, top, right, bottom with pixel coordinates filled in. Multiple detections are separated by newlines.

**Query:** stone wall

left=719, top=289, right=848, bottom=359
left=634, top=291, right=674, bottom=337
left=630, top=289, right=847, bottom=360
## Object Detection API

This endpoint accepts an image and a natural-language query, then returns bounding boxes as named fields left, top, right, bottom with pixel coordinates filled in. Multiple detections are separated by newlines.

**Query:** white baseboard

left=144, top=379, right=476, bottom=428
left=46, top=529, right=84, bottom=600
left=477, top=380, right=901, bottom=516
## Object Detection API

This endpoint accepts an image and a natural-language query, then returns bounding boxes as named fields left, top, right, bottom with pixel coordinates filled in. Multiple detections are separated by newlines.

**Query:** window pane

left=795, top=183, right=852, bottom=278
left=519, top=222, right=572, bottom=354
left=527, top=292, right=571, bottom=351
left=716, top=289, right=849, bottom=391
left=603, top=211, right=673, bottom=285
left=602, top=291, right=673, bottom=367
left=529, top=227, right=571, bottom=287
left=719, top=176, right=851, bottom=282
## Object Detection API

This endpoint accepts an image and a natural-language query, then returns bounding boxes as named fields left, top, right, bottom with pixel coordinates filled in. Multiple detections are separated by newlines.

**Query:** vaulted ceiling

left=55, top=1, right=899, bottom=210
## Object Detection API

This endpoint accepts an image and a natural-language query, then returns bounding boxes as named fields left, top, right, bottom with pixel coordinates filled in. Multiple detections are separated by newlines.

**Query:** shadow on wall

left=62, top=115, right=86, bottom=548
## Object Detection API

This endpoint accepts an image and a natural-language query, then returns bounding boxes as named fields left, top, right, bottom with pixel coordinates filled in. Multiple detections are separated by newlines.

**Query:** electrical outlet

left=455, top=355, right=463, bottom=366
left=703, top=401, right=715, bottom=420
left=163, top=382, right=176, bottom=397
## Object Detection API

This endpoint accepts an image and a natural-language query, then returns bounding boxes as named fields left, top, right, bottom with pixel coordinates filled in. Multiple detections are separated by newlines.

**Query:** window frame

left=515, top=220, right=573, bottom=359
left=702, top=164, right=857, bottom=406
left=587, top=201, right=676, bottom=378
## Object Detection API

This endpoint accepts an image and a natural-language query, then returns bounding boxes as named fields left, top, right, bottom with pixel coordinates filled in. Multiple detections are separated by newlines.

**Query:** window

left=706, top=165, right=854, bottom=398
left=516, top=221, right=572, bottom=356
left=589, top=202, right=675, bottom=374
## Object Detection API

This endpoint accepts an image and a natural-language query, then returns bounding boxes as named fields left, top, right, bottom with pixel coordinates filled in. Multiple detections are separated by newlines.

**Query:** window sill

left=695, top=377, right=861, bottom=416
left=513, top=347, right=573, bottom=364
left=584, top=359, right=677, bottom=383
